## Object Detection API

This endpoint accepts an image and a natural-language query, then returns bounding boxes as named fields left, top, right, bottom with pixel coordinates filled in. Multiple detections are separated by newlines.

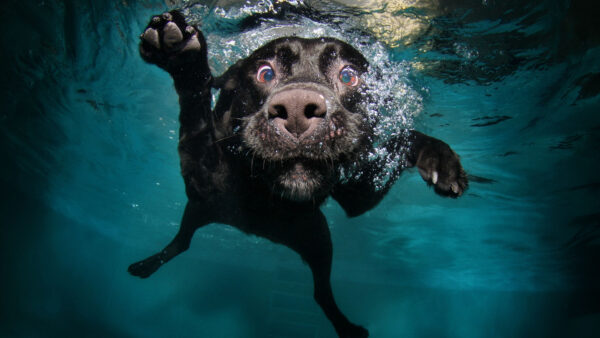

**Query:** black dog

left=128, top=11, right=467, bottom=337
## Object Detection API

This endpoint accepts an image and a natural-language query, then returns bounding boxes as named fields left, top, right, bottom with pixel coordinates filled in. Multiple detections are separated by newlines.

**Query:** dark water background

left=1, top=0, right=599, bottom=337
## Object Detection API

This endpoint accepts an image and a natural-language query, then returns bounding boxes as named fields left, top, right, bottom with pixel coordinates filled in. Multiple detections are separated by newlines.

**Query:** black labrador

left=128, top=11, right=467, bottom=338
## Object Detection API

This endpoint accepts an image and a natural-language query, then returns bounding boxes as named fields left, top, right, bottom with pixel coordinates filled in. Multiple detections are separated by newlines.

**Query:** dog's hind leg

left=276, top=211, right=369, bottom=338
left=128, top=201, right=208, bottom=278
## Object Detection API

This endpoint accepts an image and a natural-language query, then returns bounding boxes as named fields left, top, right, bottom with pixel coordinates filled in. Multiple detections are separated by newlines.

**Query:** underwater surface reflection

left=1, top=0, right=599, bottom=337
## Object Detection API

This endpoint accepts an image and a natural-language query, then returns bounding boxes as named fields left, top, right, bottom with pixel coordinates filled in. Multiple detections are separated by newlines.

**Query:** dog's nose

left=268, top=89, right=327, bottom=138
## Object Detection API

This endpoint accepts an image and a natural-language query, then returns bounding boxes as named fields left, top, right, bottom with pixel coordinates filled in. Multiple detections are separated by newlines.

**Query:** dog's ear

left=214, top=60, right=244, bottom=90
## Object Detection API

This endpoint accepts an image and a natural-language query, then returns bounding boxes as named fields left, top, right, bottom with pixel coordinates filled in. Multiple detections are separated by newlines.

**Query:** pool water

left=1, top=0, right=599, bottom=337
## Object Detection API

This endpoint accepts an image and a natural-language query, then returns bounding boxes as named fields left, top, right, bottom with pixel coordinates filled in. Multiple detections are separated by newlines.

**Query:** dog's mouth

left=240, top=108, right=367, bottom=201
left=287, top=162, right=313, bottom=181
left=242, top=109, right=364, bottom=162
left=266, top=159, right=333, bottom=201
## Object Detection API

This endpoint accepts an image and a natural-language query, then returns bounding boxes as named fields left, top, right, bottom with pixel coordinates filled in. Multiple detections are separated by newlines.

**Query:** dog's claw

left=451, top=182, right=459, bottom=194
left=417, top=139, right=468, bottom=197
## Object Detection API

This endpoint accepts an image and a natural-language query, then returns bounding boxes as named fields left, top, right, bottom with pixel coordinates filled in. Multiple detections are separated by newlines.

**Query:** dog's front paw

left=416, top=139, right=468, bottom=197
left=139, top=11, right=204, bottom=73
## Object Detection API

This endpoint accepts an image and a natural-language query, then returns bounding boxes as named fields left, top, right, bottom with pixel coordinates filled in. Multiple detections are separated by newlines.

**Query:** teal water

left=1, top=0, right=599, bottom=337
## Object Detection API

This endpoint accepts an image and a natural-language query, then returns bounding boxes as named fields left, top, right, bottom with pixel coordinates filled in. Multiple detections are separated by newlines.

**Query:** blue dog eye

left=339, top=67, right=359, bottom=86
left=257, top=64, right=275, bottom=83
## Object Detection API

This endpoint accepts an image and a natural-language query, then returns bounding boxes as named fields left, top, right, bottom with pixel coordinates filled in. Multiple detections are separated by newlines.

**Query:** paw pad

left=139, top=11, right=204, bottom=71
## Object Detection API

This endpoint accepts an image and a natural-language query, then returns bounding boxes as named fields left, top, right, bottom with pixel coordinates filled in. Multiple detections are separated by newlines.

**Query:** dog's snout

left=268, top=89, right=327, bottom=138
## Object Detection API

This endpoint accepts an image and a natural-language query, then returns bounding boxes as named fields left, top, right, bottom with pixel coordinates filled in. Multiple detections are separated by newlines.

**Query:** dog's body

left=128, top=11, right=467, bottom=337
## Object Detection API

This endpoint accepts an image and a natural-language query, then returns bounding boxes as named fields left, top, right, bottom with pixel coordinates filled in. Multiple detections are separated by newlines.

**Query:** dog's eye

left=257, top=64, right=275, bottom=83
left=339, top=66, right=359, bottom=87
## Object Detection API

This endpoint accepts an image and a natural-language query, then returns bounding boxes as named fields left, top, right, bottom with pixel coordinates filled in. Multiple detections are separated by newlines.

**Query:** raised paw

left=416, top=139, right=468, bottom=197
left=128, top=253, right=165, bottom=278
left=139, top=10, right=205, bottom=73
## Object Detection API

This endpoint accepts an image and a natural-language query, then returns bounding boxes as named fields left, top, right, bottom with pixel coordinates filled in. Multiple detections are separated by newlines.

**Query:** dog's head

left=217, top=37, right=371, bottom=201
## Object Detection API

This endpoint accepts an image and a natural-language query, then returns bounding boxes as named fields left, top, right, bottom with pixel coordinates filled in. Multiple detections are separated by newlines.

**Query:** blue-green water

left=1, top=0, right=599, bottom=337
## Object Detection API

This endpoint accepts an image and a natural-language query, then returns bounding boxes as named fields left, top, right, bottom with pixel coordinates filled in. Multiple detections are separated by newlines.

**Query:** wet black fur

left=129, top=10, right=467, bottom=338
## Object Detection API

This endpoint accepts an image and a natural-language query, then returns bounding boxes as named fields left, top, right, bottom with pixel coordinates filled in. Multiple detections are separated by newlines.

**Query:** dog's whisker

left=214, top=134, right=238, bottom=143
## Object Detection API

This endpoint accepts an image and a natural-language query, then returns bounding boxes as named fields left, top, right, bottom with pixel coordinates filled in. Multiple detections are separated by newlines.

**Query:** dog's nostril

left=304, top=103, right=326, bottom=119
left=269, top=104, right=288, bottom=119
